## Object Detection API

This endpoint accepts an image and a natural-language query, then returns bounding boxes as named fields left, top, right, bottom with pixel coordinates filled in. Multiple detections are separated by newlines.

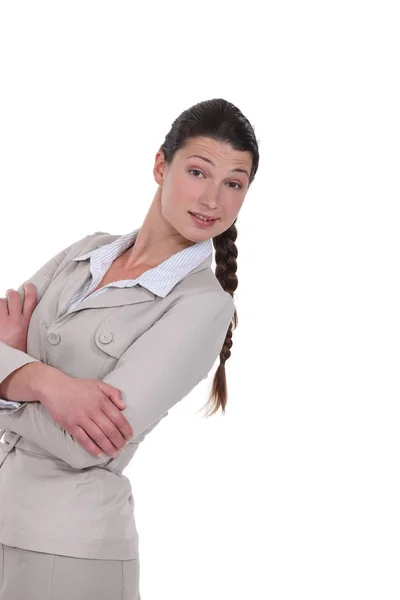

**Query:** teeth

left=193, top=213, right=213, bottom=221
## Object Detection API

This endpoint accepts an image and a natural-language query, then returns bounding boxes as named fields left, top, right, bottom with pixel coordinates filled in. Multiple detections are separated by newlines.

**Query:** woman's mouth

left=189, top=212, right=218, bottom=227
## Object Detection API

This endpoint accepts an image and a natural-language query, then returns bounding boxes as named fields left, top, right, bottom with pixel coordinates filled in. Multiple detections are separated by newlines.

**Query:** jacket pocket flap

left=94, top=322, right=136, bottom=359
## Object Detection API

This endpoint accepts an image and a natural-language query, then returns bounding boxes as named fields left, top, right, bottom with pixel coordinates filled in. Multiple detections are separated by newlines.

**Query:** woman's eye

left=189, top=169, right=241, bottom=190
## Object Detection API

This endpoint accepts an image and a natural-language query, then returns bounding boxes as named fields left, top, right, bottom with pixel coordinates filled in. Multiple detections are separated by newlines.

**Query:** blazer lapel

left=55, top=234, right=213, bottom=318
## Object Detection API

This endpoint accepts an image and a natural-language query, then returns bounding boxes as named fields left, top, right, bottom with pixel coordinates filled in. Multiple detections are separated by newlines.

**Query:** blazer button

left=47, top=332, right=60, bottom=345
left=99, top=332, right=113, bottom=344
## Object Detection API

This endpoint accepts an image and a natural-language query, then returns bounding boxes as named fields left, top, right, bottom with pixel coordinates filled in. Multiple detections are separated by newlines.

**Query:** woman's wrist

left=0, top=362, right=67, bottom=404
left=29, top=363, right=70, bottom=405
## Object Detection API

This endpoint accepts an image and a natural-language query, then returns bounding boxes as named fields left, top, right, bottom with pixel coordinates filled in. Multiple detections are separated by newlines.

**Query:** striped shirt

left=66, top=227, right=213, bottom=313
left=0, top=228, right=213, bottom=410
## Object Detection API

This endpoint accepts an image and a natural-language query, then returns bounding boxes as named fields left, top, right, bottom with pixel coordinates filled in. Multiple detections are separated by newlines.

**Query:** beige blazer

left=0, top=231, right=234, bottom=559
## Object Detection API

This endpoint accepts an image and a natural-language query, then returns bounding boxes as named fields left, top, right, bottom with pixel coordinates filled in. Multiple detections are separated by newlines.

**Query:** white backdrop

left=1, top=2, right=399, bottom=599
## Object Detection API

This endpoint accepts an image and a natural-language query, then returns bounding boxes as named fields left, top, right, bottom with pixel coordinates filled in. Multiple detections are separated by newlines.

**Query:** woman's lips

left=189, top=212, right=218, bottom=227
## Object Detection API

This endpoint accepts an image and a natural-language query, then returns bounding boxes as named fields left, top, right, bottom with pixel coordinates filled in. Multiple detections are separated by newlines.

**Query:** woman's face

left=154, top=136, right=253, bottom=242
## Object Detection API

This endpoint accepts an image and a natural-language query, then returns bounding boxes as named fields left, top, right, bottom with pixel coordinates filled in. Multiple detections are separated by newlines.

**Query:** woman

left=0, top=98, right=259, bottom=599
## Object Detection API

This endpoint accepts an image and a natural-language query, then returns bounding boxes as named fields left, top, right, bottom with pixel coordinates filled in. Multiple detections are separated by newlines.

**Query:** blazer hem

left=0, top=523, right=139, bottom=560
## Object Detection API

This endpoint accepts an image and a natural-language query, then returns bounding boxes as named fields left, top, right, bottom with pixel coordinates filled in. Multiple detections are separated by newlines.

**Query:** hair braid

left=202, top=219, right=238, bottom=416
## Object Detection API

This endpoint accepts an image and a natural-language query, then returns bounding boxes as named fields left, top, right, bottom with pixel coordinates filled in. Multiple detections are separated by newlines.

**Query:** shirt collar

left=73, top=228, right=213, bottom=297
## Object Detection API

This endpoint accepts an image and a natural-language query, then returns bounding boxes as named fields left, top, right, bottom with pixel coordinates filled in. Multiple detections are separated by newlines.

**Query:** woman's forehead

left=179, top=137, right=252, bottom=167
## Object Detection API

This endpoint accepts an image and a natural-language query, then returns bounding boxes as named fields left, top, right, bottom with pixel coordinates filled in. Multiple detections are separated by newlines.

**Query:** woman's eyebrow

left=186, top=154, right=249, bottom=179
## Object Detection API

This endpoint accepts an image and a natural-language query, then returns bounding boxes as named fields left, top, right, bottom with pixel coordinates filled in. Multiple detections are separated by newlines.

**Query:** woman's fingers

left=69, top=424, right=110, bottom=458
left=22, top=283, right=38, bottom=316
left=2, top=284, right=37, bottom=318
left=4, top=288, right=24, bottom=315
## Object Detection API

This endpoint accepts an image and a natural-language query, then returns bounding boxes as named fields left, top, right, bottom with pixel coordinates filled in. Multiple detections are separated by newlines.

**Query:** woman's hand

left=0, top=283, right=37, bottom=352
left=0, top=283, right=134, bottom=458
left=38, top=369, right=134, bottom=458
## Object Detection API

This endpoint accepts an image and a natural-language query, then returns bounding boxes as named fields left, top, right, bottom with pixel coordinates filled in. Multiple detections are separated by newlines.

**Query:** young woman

left=0, top=98, right=259, bottom=599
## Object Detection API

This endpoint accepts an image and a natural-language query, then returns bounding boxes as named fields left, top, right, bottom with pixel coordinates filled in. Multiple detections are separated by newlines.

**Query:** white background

left=1, top=2, right=399, bottom=598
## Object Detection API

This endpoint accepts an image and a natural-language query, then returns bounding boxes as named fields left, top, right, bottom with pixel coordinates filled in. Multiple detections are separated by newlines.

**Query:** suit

left=0, top=229, right=234, bottom=560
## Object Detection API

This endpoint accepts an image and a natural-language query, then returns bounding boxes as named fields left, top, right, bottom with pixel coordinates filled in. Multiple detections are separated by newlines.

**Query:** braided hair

left=159, top=98, right=260, bottom=416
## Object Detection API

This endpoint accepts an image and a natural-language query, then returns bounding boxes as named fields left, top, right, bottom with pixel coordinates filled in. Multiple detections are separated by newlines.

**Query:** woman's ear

left=153, top=150, right=166, bottom=185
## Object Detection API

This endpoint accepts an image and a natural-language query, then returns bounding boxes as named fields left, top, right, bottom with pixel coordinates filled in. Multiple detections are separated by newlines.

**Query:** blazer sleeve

left=0, top=232, right=101, bottom=414
left=0, top=291, right=235, bottom=470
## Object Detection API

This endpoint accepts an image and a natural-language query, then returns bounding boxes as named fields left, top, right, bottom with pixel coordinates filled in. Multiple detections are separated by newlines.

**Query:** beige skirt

left=0, top=542, right=140, bottom=600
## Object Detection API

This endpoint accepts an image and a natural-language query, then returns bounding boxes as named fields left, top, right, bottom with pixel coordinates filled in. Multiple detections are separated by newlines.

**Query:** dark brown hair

left=159, top=98, right=260, bottom=417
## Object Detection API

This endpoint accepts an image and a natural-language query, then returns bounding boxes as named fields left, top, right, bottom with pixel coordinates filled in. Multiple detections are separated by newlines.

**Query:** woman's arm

left=0, top=292, right=234, bottom=470
left=0, top=232, right=99, bottom=414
